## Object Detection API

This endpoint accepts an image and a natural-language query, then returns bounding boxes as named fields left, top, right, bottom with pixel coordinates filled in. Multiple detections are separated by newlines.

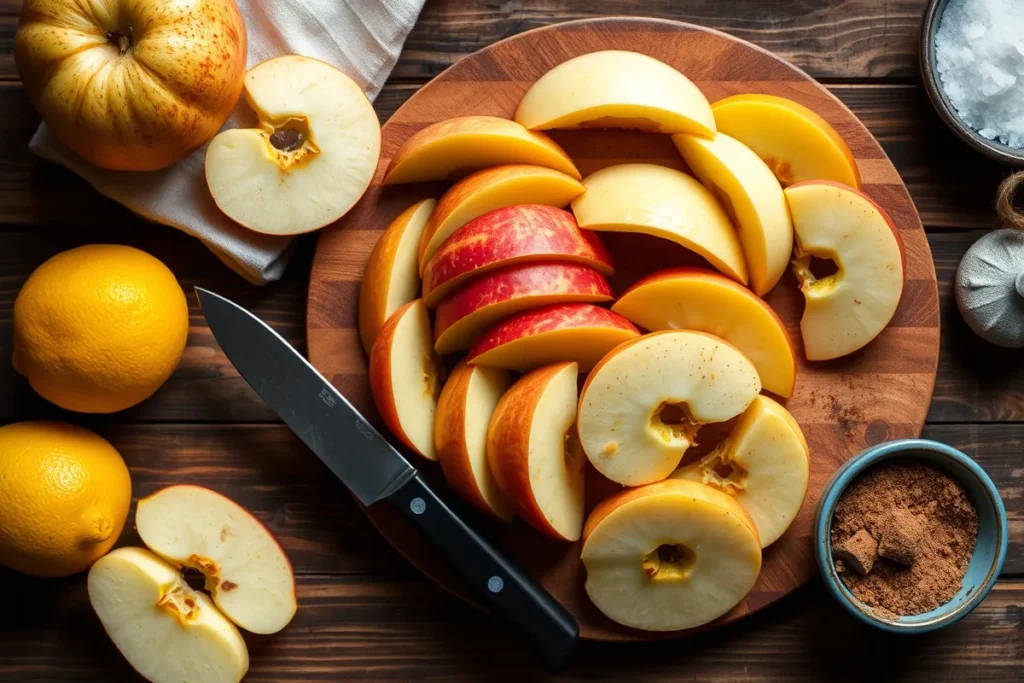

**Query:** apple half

left=581, top=479, right=762, bottom=631
left=578, top=330, right=761, bottom=486
left=205, top=55, right=381, bottom=235
left=571, top=163, right=748, bottom=284
left=673, top=395, right=809, bottom=547
left=487, top=362, right=585, bottom=541
left=611, top=268, right=796, bottom=398
left=135, top=485, right=297, bottom=635
left=785, top=181, right=905, bottom=361
left=515, top=50, right=715, bottom=136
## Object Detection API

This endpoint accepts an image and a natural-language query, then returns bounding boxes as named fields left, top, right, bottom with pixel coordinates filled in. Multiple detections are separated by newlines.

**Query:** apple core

left=642, top=543, right=697, bottom=581
left=158, top=584, right=202, bottom=625
left=651, top=401, right=700, bottom=446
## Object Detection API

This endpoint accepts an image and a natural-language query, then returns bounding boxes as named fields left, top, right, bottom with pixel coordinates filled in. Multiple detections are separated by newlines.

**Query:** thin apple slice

left=433, top=263, right=613, bottom=355
left=672, top=395, right=809, bottom=547
left=418, top=165, right=586, bottom=271
left=571, top=163, right=748, bottom=284
left=611, top=268, right=796, bottom=398
left=515, top=50, right=715, bottom=135
left=135, top=485, right=297, bottom=635
left=785, top=181, right=905, bottom=360
left=487, top=362, right=585, bottom=540
left=382, top=116, right=580, bottom=185
left=359, top=198, right=436, bottom=353
left=369, top=300, right=444, bottom=459
left=435, top=362, right=515, bottom=521
left=89, top=547, right=249, bottom=683
left=578, top=330, right=761, bottom=486
left=467, top=303, right=640, bottom=372
left=205, top=55, right=381, bottom=235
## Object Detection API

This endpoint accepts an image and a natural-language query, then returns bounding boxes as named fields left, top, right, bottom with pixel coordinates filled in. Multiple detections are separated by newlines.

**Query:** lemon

left=13, top=244, right=189, bottom=413
left=0, top=421, right=132, bottom=577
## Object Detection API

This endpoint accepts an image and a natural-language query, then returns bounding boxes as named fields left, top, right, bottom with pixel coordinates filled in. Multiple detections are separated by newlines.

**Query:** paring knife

left=196, top=288, right=579, bottom=673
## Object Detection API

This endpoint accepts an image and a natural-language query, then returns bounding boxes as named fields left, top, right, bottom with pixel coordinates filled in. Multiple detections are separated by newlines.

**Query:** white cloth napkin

left=29, top=0, right=425, bottom=284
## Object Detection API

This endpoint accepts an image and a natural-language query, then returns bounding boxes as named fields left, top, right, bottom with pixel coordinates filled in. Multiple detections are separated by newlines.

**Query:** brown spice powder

left=831, top=461, right=978, bottom=618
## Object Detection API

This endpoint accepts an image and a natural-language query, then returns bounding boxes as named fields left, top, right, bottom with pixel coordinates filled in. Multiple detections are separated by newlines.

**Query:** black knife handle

left=385, top=473, right=578, bottom=673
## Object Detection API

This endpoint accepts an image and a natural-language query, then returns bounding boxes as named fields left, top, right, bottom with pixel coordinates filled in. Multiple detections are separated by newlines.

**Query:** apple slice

left=581, top=479, right=762, bottom=631
left=611, top=268, right=796, bottom=398
left=435, top=362, right=515, bottom=521
left=205, top=55, right=380, bottom=235
left=785, top=181, right=905, bottom=360
left=672, top=395, right=809, bottom=547
left=712, top=94, right=860, bottom=188
left=89, top=547, right=249, bottom=683
left=359, top=198, right=436, bottom=353
left=433, top=263, right=613, bottom=355
left=673, top=132, right=793, bottom=295
left=418, top=165, right=586, bottom=271
left=369, top=300, right=444, bottom=459
left=382, top=116, right=580, bottom=185
left=423, top=205, right=613, bottom=307
left=487, top=362, right=585, bottom=541
left=578, top=330, right=761, bottom=486
left=571, top=163, right=748, bottom=284
left=135, top=485, right=297, bottom=635
left=515, top=50, right=715, bottom=136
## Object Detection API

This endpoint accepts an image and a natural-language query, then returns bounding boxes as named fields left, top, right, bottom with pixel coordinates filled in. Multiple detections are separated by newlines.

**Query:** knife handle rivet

left=410, top=498, right=426, bottom=515
left=487, top=576, right=504, bottom=593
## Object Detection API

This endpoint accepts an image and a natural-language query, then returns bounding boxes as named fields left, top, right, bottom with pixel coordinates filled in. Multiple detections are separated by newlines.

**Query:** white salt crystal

left=935, top=0, right=1024, bottom=148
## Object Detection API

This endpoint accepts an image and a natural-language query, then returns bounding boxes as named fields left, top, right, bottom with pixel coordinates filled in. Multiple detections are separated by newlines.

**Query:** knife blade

left=196, top=288, right=579, bottom=672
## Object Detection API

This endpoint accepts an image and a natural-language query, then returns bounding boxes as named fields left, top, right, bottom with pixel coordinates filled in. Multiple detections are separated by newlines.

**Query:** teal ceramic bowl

left=814, top=439, right=1007, bottom=632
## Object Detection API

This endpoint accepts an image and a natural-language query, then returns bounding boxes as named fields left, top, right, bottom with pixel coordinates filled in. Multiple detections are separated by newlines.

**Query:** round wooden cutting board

left=306, top=18, right=939, bottom=641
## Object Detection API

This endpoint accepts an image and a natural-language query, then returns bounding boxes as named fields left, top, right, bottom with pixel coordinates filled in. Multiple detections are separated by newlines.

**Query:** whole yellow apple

left=15, top=0, right=247, bottom=171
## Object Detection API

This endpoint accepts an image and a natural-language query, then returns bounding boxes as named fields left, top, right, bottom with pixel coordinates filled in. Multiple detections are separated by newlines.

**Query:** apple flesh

left=205, top=55, right=381, bottom=235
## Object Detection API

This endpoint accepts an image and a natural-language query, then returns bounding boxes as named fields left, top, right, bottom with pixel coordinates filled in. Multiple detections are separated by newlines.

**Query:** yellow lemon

left=0, top=421, right=132, bottom=577
left=13, top=244, right=189, bottom=413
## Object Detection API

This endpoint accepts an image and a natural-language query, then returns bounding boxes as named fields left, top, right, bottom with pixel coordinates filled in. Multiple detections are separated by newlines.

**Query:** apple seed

left=270, top=128, right=305, bottom=153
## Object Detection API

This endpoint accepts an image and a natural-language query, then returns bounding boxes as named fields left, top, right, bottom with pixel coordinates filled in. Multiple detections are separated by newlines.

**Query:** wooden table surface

left=0, top=1, right=1021, bottom=681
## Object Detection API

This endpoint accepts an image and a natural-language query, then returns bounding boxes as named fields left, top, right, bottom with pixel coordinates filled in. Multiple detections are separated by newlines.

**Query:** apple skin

left=422, top=205, right=612, bottom=307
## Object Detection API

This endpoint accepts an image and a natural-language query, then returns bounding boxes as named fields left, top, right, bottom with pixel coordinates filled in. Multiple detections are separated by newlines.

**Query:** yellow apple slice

left=611, top=268, right=796, bottom=398
left=571, top=163, right=748, bottom=284
left=435, top=362, right=515, bottom=521
left=487, top=362, right=585, bottom=541
left=369, top=300, right=444, bottom=460
left=382, top=116, right=580, bottom=185
left=578, top=330, right=761, bottom=486
left=515, top=50, right=715, bottom=136
left=206, top=55, right=381, bottom=235
left=359, top=198, right=436, bottom=353
left=581, top=479, right=762, bottom=631
left=712, top=94, right=860, bottom=188
left=785, top=181, right=905, bottom=361
left=672, top=395, right=809, bottom=547
left=673, top=132, right=793, bottom=295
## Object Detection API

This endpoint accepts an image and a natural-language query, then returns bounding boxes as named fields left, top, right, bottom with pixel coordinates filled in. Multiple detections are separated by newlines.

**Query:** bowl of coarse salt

left=922, top=0, right=1024, bottom=165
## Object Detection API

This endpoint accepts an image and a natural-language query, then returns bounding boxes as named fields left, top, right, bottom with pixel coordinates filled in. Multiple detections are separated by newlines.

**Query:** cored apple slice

left=382, top=116, right=580, bottom=185
left=418, top=165, right=585, bottom=271
left=467, top=303, right=640, bottom=372
left=515, top=50, right=715, bottom=136
left=135, top=485, right=297, bottom=635
left=435, top=362, right=515, bottom=521
left=205, top=55, right=381, bottom=235
left=571, top=163, right=748, bottom=284
left=487, top=362, right=585, bottom=541
left=785, top=181, right=905, bottom=361
left=673, top=132, right=793, bottom=295
left=359, top=198, right=435, bottom=352
left=423, top=205, right=612, bottom=308
left=611, top=268, right=796, bottom=398
left=89, top=547, right=249, bottom=683
left=672, top=395, right=809, bottom=547
left=369, top=300, right=444, bottom=459
left=712, top=94, right=860, bottom=188
left=433, top=263, right=613, bottom=355
left=581, top=479, right=762, bottom=631
left=578, top=330, right=761, bottom=486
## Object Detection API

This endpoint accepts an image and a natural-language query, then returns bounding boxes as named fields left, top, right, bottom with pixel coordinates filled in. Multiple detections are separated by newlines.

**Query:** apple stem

left=106, top=30, right=131, bottom=55
left=1015, top=271, right=1024, bottom=299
